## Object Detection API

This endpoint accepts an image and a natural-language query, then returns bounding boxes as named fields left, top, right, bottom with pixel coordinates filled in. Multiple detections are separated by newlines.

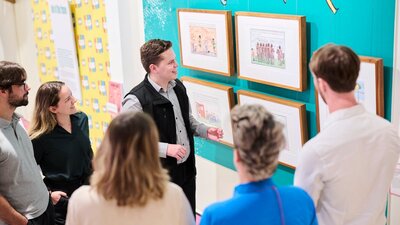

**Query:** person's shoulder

left=70, top=185, right=101, bottom=207
left=70, top=185, right=91, bottom=199
left=200, top=198, right=235, bottom=225
left=279, top=186, right=314, bottom=205
left=72, top=111, right=88, bottom=120
left=202, top=195, right=238, bottom=216
left=300, top=137, right=322, bottom=158
left=174, top=78, right=186, bottom=89
left=0, top=130, right=13, bottom=153
left=165, top=182, right=187, bottom=198
left=280, top=185, right=310, bottom=196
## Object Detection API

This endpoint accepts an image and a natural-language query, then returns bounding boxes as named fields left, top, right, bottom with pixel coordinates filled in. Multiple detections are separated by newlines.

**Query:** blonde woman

left=29, top=81, right=93, bottom=225
left=66, top=112, right=195, bottom=225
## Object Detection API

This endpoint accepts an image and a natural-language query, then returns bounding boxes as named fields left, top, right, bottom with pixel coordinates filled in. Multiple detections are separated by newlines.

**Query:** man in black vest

left=122, top=39, right=223, bottom=215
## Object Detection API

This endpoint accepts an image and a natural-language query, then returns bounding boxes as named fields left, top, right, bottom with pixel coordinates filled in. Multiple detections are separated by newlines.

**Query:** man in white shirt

left=294, top=44, right=400, bottom=225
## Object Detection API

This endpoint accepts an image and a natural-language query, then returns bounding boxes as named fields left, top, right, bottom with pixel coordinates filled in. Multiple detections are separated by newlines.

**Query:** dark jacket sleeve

left=75, top=112, right=90, bottom=138
left=31, top=138, right=44, bottom=165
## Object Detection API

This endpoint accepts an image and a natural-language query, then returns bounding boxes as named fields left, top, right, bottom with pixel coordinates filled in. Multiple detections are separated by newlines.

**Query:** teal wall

left=142, top=0, right=396, bottom=186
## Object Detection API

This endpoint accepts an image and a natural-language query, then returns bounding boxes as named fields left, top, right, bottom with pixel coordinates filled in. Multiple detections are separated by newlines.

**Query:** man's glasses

left=12, top=81, right=28, bottom=89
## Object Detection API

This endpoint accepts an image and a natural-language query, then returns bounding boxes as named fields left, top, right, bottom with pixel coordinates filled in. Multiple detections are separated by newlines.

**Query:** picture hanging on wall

left=316, top=56, right=384, bottom=131
left=181, top=76, right=235, bottom=146
left=177, top=9, right=234, bottom=76
left=237, top=90, right=308, bottom=168
left=235, top=12, right=306, bottom=91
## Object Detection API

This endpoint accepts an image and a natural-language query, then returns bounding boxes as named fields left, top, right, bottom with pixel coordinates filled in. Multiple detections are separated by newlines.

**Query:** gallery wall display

left=391, top=2, right=400, bottom=136
left=235, top=12, right=307, bottom=91
left=181, top=76, right=235, bottom=146
left=316, top=56, right=384, bottom=131
left=237, top=90, right=308, bottom=168
left=177, top=9, right=234, bottom=76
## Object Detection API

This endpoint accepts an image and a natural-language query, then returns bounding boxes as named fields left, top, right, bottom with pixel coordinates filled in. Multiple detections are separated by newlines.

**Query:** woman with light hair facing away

left=200, top=104, right=318, bottom=225
left=65, top=112, right=195, bottom=225
left=30, top=81, right=93, bottom=225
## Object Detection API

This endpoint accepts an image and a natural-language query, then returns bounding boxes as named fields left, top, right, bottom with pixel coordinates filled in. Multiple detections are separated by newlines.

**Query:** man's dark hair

left=140, top=39, right=172, bottom=73
left=0, top=61, right=27, bottom=90
left=309, top=44, right=360, bottom=92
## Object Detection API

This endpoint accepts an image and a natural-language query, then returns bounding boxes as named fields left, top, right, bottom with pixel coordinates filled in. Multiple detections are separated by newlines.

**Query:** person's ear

left=0, top=88, right=9, bottom=96
left=317, top=77, right=330, bottom=93
left=149, top=64, right=157, bottom=73
left=233, top=150, right=241, bottom=163
left=49, top=106, right=57, bottom=114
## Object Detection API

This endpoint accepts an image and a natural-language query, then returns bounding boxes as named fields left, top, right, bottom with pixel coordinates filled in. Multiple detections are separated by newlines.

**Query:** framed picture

left=235, top=12, right=307, bottom=91
left=237, top=90, right=308, bottom=168
left=181, top=76, right=235, bottom=146
left=177, top=9, right=234, bottom=76
left=316, top=56, right=384, bottom=131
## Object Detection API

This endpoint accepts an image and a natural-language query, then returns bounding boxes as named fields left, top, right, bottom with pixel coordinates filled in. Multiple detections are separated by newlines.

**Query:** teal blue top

left=200, top=178, right=318, bottom=225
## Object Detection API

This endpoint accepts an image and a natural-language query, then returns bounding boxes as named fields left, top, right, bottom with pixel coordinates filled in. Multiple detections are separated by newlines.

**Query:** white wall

left=105, top=0, right=145, bottom=93
left=0, top=0, right=40, bottom=121
left=0, top=1, right=19, bottom=62
left=392, top=0, right=400, bottom=132
left=196, top=156, right=239, bottom=214
left=389, top=0, right=400, bottom=224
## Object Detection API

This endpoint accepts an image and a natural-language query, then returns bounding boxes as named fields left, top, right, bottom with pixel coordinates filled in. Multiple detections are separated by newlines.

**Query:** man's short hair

left=140, top=39, right=172, bottom=73
left=0, top=61, right=27, bottom=90
left=309, top=44, right=360, bottom=92
left=231, top=104, right=285, bottom=180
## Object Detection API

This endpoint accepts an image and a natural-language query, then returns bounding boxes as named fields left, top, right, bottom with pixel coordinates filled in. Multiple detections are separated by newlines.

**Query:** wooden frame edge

left=177, top=9, right=234, bottom=76
left=234, top=12, right=307, bottom=92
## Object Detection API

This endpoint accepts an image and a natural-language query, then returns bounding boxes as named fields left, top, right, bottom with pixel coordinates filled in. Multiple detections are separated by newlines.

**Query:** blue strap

left=272, top=186, right=285, bottom=225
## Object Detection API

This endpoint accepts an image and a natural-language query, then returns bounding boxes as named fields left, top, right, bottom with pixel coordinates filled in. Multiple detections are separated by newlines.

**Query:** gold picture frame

left=181, top=76, right=235, bottom=146
left=235, top=12, right=307, bottom=91
left=237, top=90, right=308, bottom=168
left=316, top=56, right=384, bottom=131
left=177, top=9, right=234, bottom=76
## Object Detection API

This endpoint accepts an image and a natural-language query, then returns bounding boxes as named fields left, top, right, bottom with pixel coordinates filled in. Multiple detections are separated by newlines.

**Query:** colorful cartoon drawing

left=40, top=63, right=46, bottom=75
left=92, top=0, right=100, bottom=9
left=83, top=75, right=89, bottom=90
left=88, top=57, right=96, bottom=72
left=196, top=102, right=206, bottom=118
left=92, top=98, right=100, bottom=112
left=37, top=28, right=42, bottom=39
left=192, top=93, right=222, bottom=127
left=189, top=24, right=218, bottom=57
left=99, top=80, right=106, bottom=95
left=354, top=81, right=365, bottom=102
left=41, top=10, right=47, bottom=23
left=102, top=17, right=107, bottom=32
left=79, top=35, right=85, bottom=49
left=95, top=37, right=103, bottom=53
left=250, top=29, right=286, bottom=69
left=85, top=15, right=92, bottom=30
left=45, top=47, right=51, bottom=59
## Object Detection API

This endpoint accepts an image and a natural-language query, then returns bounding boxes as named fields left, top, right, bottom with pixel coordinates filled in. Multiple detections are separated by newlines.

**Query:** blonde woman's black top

left=32, top=112, right=93, bottom=196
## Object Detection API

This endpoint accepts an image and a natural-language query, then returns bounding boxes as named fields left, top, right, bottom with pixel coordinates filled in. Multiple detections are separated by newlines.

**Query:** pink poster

left=107, top=81, right=123, bottom=117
